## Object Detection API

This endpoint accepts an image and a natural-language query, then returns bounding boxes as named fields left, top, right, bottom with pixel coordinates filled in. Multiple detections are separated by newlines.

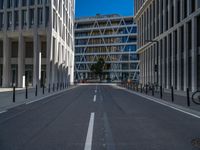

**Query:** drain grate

left=191, top=138, right=200, bottom=148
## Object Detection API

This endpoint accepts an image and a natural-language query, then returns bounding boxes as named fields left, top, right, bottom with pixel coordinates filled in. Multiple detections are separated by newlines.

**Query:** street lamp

left=145, top=40, right=159, bottom=86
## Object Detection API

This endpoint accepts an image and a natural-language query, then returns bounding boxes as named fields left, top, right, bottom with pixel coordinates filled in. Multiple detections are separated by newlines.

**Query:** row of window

left=0, top=8, right=49, bottom=30
left=0, top=0, right=49, bottom=9
left=0, top=41, right=47, bottom=58
left=137, top=0, right=200, bottom=48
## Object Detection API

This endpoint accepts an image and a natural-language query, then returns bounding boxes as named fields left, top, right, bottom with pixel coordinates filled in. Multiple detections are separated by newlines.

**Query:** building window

left=38, top=0, right=43, bottom=5
left=191, top=0, right=196, bottom=13
left=0, top=13, right=3, bottom=30
left=0, top=0, right=4, bottom=9
left=22, top=0, right=27, bottom=6
left=30, top=0, right=35, bottom=6
left=7, top=12, right=12, bottom=29
left=14, top=11, right=19, bottom=28
left=11, top=42, right=18, bottom=58
left=7, top=0, right=12, bottom=8
left=29, top=9, right=34, bottom=26
left=45, top=7, right=49, bottom=26
left=38, top=8, right=43, bottom=25
left=22, top=10, right=27, bottom=27
left=14, top=0, right=19, bottom=7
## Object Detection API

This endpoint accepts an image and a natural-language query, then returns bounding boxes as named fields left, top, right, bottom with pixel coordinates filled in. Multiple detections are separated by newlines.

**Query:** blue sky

left=75, top=0, right=134, bottom=17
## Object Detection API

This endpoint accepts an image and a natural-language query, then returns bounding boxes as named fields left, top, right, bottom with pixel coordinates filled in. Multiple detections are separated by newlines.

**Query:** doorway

left=25, top=65, right=33, bottom=86
left=0, top=64, right=2, bottom=87
left=11, top=64, right=18, bottom=87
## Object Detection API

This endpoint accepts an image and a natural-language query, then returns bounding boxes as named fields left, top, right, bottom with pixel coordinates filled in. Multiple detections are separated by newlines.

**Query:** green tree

left=90, top=58, right=105, bottom=80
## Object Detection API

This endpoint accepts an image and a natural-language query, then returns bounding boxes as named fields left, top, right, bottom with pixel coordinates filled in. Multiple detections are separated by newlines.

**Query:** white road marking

left=84, top=112, right=95, bottom=150
left=93, top=95, right=96, bottom=102
left=0, top=110, right=7, bottom=114
left=123, top=88, right=200, bottom=119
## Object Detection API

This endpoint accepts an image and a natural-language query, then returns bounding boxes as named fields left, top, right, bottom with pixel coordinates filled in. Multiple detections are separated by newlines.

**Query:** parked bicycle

left=192, top=90, right=200, bottom=105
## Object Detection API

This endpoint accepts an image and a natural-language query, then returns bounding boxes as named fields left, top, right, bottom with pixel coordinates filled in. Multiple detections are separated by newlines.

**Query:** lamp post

left=145, top=40, right=159, bottom=86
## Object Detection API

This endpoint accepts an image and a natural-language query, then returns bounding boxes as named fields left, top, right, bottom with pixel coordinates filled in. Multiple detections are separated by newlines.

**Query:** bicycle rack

left=192, top=90, right=200, bottom=105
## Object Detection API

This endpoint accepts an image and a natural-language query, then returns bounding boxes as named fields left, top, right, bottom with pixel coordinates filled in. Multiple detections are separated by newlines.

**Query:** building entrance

left=11, top=65, right=18, bottom=87
left=25, top=65, right=33, bottom=86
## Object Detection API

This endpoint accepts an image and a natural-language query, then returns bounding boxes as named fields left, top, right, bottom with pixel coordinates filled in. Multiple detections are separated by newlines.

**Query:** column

left=177, top=27, right=181, bottom=91
left=162, top=38, right=165, bottom=87
left=192, top=17, right=197, bottom=92
left=155, top=0, right=158, bottom=36
left=33, top=33, right=41, bottom=87
left=18, top=34, right=25, bottom=88
left=46, top=33, right=52, bottom=86
left=183, top=24, right=188, bottom=91
left=159, top=0, right=162, bottom=34
left=166, top=35, right=170, bottom=89
left=171, top=31, right=176, bottom=87
left=163, top=0, right=166, bottom=31
left=158, top=40, right=162, bottom=86
left=2, top=36, right=11, bottom=87
left=174, top=0, right=178, bottom=24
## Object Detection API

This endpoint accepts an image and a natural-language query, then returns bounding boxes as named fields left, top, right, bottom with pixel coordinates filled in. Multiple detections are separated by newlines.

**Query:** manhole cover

left=191, top=138, right=200, bottom=148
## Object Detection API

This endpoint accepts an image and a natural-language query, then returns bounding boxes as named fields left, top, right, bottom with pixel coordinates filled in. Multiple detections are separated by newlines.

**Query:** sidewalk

left=121, top=85, right=200, bottom=112
left=0, top=85, right=78, bottom=112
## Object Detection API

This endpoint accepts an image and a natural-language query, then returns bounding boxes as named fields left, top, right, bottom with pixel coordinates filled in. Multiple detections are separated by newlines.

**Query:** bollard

left=13, top=86, right=16, bottom=103
left=160, top=86, right=163, bottom=99
left=35, top=85, right=38, bottom=96
left=48, top=84, right=51, bottom=93
left=152, top=85, right=154, bottom=96
left=43, top=85, right=45, bottom=94
left=26, top=85, right=28, bottom=99
left=187, top=88, right=190, bottom=107
left=145, top=84, right=148, bottom=94
left=171, top=86, right=174, bottom=102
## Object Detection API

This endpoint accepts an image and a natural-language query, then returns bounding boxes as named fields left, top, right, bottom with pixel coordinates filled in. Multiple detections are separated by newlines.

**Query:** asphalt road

left=0, top=85, right=200, bottom=150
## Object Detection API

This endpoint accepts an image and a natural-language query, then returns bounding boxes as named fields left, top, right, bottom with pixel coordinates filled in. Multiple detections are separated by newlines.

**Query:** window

left=45, top=7, right=49, bottom=26
left=0, top=0, right=4, bottom=9
left=14, top=11, right=19, bottom=28
left=0, top=13, right=3, bottom=30
left=38, top=8, right=43, bottom=25
left=7, top=0, right=12, bottom=8
left=22, top=0, right=27, bottom=6
left=30, top=0, right=35, bottom=5
left=11, top=42, right=18, bottom=58
left=7, top=12, right=12, bottom=29
left=38, top=0, right=43, bottom=5
left=14, top=0, right=19, bottom=7
left=22, top=10, right=27, bottom=27
left=29, top=9, right=34, bottom=26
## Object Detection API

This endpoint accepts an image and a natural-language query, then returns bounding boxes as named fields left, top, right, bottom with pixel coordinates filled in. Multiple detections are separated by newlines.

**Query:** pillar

left=2, top=36, right=11, bottom=87
left=171, top=31, right=176, bottom=87
left=192, top=17, right=197, bottom=92
left=18, top=34, right=25, bottom=88
left=33, top=33, right=41, bottom=87
left=183, top=23, right=188, bottom=91
left=46, top=33, right=52, bottom=86
left=177, top=27, right=181, bottom=91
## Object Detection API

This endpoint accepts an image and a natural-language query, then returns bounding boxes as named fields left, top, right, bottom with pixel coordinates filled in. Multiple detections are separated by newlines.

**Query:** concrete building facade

left=134, top=0, right=200, bottom=92
left=75, top=14, right=139, bottom=82
left=0, top=0, right=75, bottom=88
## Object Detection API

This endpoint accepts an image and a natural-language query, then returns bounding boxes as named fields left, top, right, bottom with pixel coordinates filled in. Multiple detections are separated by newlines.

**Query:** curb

left=0, top=85, right=79, bottom=114
left=117, top=85, right=200, bottom=119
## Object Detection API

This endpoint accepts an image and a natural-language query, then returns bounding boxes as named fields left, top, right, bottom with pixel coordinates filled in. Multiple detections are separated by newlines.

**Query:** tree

left=90, top=58, right=105, bottom=80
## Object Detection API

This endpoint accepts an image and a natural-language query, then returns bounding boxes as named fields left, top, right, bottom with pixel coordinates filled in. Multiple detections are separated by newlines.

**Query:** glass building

left=75, top=14, right=139, bottom=82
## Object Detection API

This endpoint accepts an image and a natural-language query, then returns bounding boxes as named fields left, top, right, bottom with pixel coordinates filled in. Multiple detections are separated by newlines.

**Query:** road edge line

left=84, top=112, right=95, bottom=150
